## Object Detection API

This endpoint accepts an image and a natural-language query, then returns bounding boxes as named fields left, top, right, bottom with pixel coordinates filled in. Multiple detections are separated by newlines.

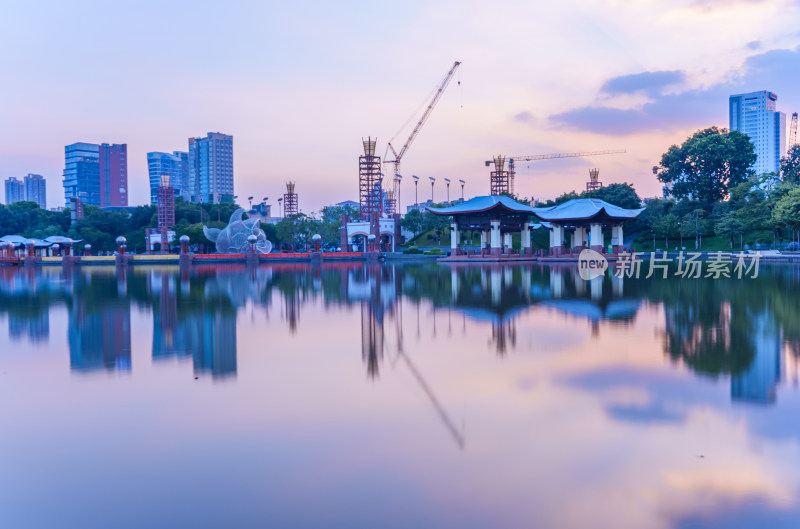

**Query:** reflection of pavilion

left=732, top=312, right=782, bottom=404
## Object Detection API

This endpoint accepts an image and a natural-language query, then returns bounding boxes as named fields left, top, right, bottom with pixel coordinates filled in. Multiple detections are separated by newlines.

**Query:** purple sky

left=1, top=0, right=799, bottom=212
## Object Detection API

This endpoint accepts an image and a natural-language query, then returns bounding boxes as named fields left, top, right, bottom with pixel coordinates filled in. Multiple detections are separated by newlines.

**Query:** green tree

left=714, top=212, right=744, bottom=249
left=401, top=209, right=423, bottom=237
left=656, top=127, right=756, bottom=205
left=583, top=182, right=642, bottom=209
left=772, top=187, right=800, bottom=247
left=781, top=145, right=800, bottom=184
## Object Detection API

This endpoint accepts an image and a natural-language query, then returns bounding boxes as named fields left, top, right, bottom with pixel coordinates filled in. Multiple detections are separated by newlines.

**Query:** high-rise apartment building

left=147, top=151, right=189, bottom=205
left=729, top=90, right=786, bottom=176
left=188, top=132, right=233, bottom=203
left=63, top=142, right=128, bottom=207
left=24, top=174, right=46, bottom=209
left=4, top=177, right=24, bottom=204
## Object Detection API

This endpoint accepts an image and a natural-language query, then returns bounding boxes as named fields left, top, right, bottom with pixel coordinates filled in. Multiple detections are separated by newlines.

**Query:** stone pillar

left=590, top=223, right=604, bottom=253
left=503, top=232, right=512, bottom=254
left=611, top=224, right=624, bottom=254
left=551, top=224, right=564, bottom=256
left=521, top=222, right=532, bottom=255
left=572, top=226, right=587, bottom=253
left=490, top=220, right=501, bottom=256
left=480, top=230, right=487, bottom=252
left=548, top=228, right=554, bottom=256
left=450, top=222, right=459, bottom=253
left=339, top=214, right=349, bottom=251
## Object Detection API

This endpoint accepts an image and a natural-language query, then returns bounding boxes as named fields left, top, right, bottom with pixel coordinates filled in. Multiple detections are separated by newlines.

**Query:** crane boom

left=484, top=149, right=626, bottom=166
left=385, top=61, right=461, bottom=171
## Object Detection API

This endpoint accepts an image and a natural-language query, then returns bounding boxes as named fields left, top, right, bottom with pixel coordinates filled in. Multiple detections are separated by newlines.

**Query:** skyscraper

left=63, top=142, right=127, bottom=207
left=729, top=90, right=786, bottom=176
left=4, top=177, right=24, bottom=204
left=188, top=132, right=233, bottom=204
left=147, top=151, right=189, bottom=205
left=24, top=174, right=46, bottom=209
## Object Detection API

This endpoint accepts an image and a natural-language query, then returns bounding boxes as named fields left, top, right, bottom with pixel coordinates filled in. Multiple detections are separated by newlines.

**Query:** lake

left=1, top=262, right=799, bottom=529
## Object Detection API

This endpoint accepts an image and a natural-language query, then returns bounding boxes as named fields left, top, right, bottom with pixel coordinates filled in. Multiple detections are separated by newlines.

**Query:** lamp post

left=444, top=178, right=451, bottom=204
left=429, top=176, right=435, bottom=204
left=412, top=176, right=420, bottom=211
left=278, top=197, right=284, bottom=218
left=248, top=196, right=254, bottom=210
left=459, top=179, right=465, bottom=201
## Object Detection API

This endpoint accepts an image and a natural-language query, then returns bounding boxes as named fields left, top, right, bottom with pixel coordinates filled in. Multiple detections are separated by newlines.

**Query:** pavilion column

left=611, top=224, right=623, bottom=254
left=572, top=226, right=586, bottom=253
left=590, top=223, right=604, bottom=253
left=503, top=232, right=512, bottom=254
left=521, top=222, right=532, bottom=255
left=480, top=230, right=487, bottom=253
left=490, top=220, right=501, bottom=256
left=450, top=222, right=460, bottom=254
left=551, top=223, right=564, bottom=256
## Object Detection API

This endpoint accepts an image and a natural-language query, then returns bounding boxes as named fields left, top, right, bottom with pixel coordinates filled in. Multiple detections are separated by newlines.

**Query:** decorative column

left=548, top=227, right=554, bottom=256
left=590, top=223, right=604, bottom=253
left=521, top=222, right=532, bottom=255
left=572, top=226, right=586, bottom=253
left=490, top=220, right=501, bottom=256
left=450, top=222, right=460, bottom=254
left=503, top=232, right=512, bottom=254
left=611, top=224, right=624, bottom=254
left=551, top=223, right=564, bottom=256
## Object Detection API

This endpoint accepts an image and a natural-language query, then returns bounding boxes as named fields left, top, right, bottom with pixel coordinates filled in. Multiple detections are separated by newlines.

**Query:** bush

left=423, top=248, right=444, bottom=256
left=404, top=245, right=422, bottom=255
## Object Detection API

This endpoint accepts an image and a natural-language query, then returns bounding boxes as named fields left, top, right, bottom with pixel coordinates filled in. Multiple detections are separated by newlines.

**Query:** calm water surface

left=1, top=262, right=799, bottom=529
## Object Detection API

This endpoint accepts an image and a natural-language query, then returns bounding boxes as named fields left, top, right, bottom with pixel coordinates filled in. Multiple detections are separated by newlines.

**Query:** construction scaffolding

left=489, top=156, right=510, bottom=196
left=157, top=175, right=175, bottom=231
left=586, top=168, right=602, bottom=192
left=283, top=181, right=298, bottom=217
left=359, top=137, right=383, bottom=220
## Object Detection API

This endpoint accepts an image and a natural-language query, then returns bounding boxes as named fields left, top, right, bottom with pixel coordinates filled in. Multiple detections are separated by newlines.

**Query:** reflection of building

left=732, top=313, right=782, bottom=404
left=150, top=271, right=238, bottom=379
left=8, top=311, right=49, bottom=342
left=69, top=302, right=132, bottom=372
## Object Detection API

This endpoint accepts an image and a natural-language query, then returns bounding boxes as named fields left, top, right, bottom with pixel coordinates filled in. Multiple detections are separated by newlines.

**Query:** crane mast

left=385, top=61, right=461, bottom=212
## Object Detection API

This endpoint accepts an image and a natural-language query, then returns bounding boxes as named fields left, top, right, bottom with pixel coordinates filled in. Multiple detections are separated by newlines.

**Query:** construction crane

left=384, top=61, right=462, bottom=213
left=484, top=149, right=626, bottom=196
left=790, top=112, right=798, bottom=149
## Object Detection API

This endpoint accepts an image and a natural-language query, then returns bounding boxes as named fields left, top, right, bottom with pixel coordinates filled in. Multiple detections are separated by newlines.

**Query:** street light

left=444, top=178, right=451, bottom=204
left=412, top=175, right=420, bottom=211
left=278, top=197, right=284, bottom=218
left=429, top=176, right=435, bottom=203
left=248, top=196, right=254, bottom=210
left=459, top=179, right=466, bottom=201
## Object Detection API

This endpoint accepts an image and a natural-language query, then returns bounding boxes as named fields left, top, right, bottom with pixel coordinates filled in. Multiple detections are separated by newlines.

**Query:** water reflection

left=2, top=262, right=800, bottom=528
left=1, top=262, right=799, bottom=400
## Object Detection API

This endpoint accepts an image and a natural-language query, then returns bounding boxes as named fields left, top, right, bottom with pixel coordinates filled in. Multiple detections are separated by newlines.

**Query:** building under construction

left=359, top=137, right=383, bottom=221
left=489, top=156, right=511, bottom=196
left=283, top=182, right=298, bottom=217
left=586, top=168, right=602, bottom=192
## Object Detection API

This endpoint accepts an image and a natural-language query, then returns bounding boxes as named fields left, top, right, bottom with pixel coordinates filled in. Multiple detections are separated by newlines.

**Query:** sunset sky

left=1, top=0, right=799, bottom=212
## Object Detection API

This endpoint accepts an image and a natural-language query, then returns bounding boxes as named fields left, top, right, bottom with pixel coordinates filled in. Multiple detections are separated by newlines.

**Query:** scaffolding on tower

left=284, top=182, right=298, bottom=217
left=359, top=137, right=383, bottom=220
left=586, top=168, right=602, bottom=192
left=489, top=156, right=510, bottom=196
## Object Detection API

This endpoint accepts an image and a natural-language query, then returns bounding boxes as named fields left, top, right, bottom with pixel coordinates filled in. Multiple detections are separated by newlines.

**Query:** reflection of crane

left=790, top=112, right=798, bottom=149
left=384, top=61, right=462, bottom=212
left=485, top=149, right=626, bottom=196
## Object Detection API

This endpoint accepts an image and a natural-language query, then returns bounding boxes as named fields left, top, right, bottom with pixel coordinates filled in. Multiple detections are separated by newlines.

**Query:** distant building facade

left=147, top=151, right=189, bottom=205
left=188, top=132, right=233, bottom=204
left=4, top=177, right=24, bottom=204
left=63, top=142, right=128, bottom=207
left=24, top=174, right=46, bottom=209
left=729, top=90, right=786, bottom=176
